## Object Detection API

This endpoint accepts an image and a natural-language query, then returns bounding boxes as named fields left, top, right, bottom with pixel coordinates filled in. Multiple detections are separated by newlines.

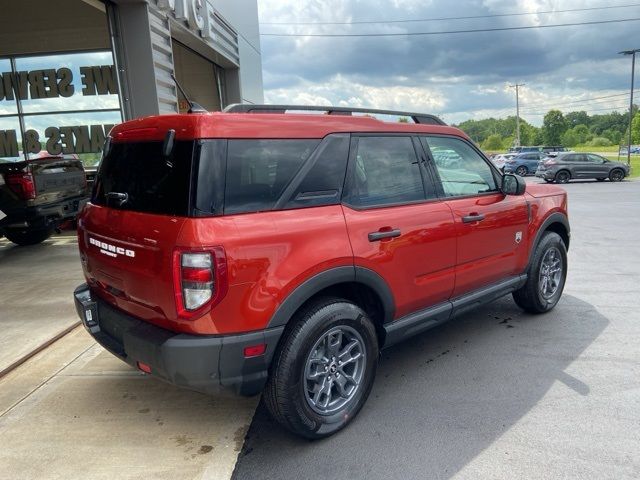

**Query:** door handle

left=462, top=213, right=485, bottom=223
left=368, top=228, right=401, bottom=242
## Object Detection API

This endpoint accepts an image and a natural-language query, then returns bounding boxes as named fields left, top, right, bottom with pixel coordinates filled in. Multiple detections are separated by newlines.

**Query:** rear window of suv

left=93, top=136, right=347, bottom=217
left=92, top=140, right=195, bottom=216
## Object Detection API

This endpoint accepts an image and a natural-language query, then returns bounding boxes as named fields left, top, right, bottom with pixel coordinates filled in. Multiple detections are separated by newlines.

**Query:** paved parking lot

left=0, top=178, right=639, bottom=480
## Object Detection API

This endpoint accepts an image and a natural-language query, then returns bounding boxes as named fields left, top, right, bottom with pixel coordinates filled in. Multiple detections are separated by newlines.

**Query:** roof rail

left=223, top=104, right=447, bottom=126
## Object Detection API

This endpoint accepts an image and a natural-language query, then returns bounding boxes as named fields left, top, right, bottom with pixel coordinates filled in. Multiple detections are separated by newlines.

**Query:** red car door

left=419, top=136, right=530, bottom=298
left=342, top=135, right=457, bottom=319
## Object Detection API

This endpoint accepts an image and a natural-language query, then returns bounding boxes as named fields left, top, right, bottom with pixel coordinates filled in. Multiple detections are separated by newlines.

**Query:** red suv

left=74, top=105, right=569, bottom=439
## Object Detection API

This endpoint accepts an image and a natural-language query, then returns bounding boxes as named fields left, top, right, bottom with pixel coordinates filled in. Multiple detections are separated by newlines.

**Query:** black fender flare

left=526, top=212, right=570, bottom=271
left=266, top=266, right=395, bottom=328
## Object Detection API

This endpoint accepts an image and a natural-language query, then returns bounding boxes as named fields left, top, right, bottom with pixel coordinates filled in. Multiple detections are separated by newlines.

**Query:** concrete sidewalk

left=0, top=234, right=82, bottom=376
left=0, top=327, right=258, bottom=480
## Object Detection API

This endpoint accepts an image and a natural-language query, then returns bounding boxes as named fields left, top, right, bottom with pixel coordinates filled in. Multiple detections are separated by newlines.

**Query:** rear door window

left=224, top=139, right=320, bottom=214
left=92, top=141, right=195, bottom=216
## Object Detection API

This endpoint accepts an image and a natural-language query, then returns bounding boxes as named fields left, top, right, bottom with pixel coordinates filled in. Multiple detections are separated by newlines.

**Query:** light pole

left=509, top=83, right=525, bottom=147
left=619, top=49, right=639, bottom=166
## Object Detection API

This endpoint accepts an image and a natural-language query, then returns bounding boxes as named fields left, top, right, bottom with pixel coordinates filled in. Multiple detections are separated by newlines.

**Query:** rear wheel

left=264, top=297, right=378, bottom=439
left=513, top=231, right=567, bottom=313
left=609, top=168, right=624, bottom=182
left=515, top=166, right=528, bottom=176
left=4, top=228, right=52, bottom=246
left=554, top=170, right=571, bottom=184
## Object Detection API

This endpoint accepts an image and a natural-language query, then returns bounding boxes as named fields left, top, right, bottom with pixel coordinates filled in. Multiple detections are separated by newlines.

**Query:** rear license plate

left=81, top=301, right=100, bottom=334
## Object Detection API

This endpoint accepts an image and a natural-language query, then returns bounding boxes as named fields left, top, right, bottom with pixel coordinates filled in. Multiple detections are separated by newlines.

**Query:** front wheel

left=609, top=168, right=624, bottom=182
left=513, top=231, right=567, bottom=313
left=4, top=228, right=52, bottom=246
left=264, top=298, right=378, bottom=439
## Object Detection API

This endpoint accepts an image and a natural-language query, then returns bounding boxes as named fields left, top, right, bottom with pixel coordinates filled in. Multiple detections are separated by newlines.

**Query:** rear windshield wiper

left=106, top=191, right=129, bottom=207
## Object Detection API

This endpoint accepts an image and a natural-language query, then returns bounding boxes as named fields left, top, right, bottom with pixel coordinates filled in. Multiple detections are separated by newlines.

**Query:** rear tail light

left=173, top=247, right=228, bottom=319
left=5, top=171, right=36, bottom=200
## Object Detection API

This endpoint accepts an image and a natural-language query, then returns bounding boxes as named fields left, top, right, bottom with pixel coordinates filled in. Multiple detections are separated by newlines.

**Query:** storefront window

left=0, top=51, right=122, bottom=165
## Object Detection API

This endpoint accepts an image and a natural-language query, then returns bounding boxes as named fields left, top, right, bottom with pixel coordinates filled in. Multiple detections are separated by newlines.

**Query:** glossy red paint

left=342, top=202, right=457, bottom=318
left=109, top=112, right=468, bottom=142
left=78, top=112, right=569, bottom=338
left=446, top=193, right=530, bottom=297
left=79, top=203, right=353, bottom=334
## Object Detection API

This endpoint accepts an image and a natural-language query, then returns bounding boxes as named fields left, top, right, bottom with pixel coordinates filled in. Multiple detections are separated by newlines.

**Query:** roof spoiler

left=223, top=104, right=446, bottom=126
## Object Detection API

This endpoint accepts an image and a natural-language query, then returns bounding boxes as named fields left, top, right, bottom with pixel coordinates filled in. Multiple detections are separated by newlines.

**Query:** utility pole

left=509, top=83, right=526, bottom=147
left=618, top=49, right=639, bottom=166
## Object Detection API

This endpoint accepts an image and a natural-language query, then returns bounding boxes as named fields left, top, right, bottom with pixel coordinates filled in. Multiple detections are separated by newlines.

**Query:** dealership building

left=0, top=0, right=264, bottom=162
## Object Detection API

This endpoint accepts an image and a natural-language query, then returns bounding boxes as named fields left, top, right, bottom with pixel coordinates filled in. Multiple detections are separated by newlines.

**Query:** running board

left=383, top=275, right=527, bottom=348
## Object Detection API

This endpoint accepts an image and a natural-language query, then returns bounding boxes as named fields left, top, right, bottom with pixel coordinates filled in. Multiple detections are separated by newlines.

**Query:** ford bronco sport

left=74, top=104, right=569, bottom=439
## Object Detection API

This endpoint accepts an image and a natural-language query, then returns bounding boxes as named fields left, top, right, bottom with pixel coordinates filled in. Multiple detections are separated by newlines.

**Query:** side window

left=421, top=136, right=498, bottom=197
left=284, top=134, right=349, bottom=209
left=586, top=154, right=605, bottom=163
left=224, top=139, right=320, bottom=214
left=346, top=136, right=427, bottom=207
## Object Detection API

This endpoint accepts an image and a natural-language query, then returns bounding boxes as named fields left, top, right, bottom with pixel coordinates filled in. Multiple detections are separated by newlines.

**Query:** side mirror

left=502, top=173, right=526, bottom=195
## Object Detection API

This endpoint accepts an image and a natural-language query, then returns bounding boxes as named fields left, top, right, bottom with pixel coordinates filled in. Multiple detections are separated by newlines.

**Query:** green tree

left=573, top=124, right=590, bottom=144
left=542, top=110, right=568, bottom=145
left=602, top=128, right=622, bottom=145
left=481, top=134, right=503, bottom=150
left=588, top=137, right=613, bottom=147
left=561, top=129, right=579, bottom=147
left=565, top=111, right=589, bottom=128
left=632, top=111, right=640, bottom=143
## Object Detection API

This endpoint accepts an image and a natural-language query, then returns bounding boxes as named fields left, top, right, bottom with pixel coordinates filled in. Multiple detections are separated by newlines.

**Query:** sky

left=256, top=0, right=640, bottom=126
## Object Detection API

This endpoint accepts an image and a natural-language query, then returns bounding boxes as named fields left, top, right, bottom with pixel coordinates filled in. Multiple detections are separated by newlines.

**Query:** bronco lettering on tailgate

left=89, top=237, right=135, bottom=258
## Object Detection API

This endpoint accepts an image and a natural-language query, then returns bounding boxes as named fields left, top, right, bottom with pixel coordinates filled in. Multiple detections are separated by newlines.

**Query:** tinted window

left=93, top=141, right=194, bottom=216
left=347, top=136, right=426, bottom=207
left=421, top=136, right=498, bottom=197
left=224, top=139, right=319, bottom=214
left=586, top=154, right=605, bottom=163
left=284, top=134, right=349, bottom=209
left=195, top=140, right=226, bottom=215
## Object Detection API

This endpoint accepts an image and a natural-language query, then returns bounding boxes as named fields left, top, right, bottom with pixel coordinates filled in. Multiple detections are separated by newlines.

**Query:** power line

left=522, top=104, right=632, bottom=115
left=262, top=3, right=640, bottom=26
left=261, top=17, right=640, bottom=37
left=520, top=90, right=640, bottom=111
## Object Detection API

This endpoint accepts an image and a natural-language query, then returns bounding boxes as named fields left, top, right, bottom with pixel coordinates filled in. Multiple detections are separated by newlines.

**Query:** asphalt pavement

left=232, top=179, right=640, bottom=480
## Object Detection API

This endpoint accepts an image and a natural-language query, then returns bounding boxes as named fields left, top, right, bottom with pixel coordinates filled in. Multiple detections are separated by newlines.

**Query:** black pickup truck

left=0, top=156, right=88, bottom=245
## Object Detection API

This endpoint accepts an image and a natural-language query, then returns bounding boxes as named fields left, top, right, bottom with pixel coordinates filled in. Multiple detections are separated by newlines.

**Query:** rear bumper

left=73, top=283, right=284, bottom=396
left=1, top=195, right=86, bottom=230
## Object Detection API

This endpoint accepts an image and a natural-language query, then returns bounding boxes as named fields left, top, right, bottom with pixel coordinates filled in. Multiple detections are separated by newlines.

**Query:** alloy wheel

left=303, top=326, right=366, bottom=415
left=539, top=247, right=563, bottom=299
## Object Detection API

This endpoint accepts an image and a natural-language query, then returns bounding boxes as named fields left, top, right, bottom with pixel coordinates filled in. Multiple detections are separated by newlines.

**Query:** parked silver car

left=536, top=152, right=631, bottom=183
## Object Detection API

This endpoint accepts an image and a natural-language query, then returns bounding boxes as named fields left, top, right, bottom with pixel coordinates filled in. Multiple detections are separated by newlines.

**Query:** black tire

left=515, top=166, right=528, bottom=177
left=264, top=297, right=378, bottom=439
left=609, top=168, right=624, bottom=182
left=4, top=228, right=52, bottom=246
left=513, top=231, right=567, bottom=313
left=554, top=170, right=571, bottom=184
